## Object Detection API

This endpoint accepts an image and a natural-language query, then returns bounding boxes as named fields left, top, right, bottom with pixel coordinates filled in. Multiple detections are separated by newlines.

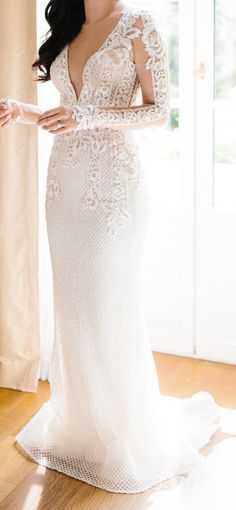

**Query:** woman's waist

left=49, top=127, right=140, bottom=174
left=53, top=127, right=139, bottom=152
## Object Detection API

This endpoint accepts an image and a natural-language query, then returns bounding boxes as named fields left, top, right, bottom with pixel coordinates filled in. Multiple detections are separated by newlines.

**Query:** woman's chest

left=50, top=12, right=142, bottom=105
left=51, top=43, right=138, bottom=105
left=68, top=21, right=135, bottom=87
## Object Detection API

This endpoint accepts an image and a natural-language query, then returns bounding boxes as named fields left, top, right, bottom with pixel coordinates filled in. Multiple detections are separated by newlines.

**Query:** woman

left=1, top=0, right=235, bottom=501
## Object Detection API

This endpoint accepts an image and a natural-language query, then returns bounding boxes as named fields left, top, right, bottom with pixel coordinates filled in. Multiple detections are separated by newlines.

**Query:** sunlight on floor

left=22, top=466, right=46, bottom=510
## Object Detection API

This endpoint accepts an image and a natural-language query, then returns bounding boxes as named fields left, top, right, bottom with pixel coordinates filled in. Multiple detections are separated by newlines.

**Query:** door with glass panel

left=141, top=0, right=236, bottom=363
left=195, top=0, right=236, bottom=363
left=140, top=0, right=196, bottom=356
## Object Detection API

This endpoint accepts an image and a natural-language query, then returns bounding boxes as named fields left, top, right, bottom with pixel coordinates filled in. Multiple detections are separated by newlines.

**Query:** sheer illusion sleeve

left=71, top=11, right=170, bottom=130
left=4, top=98, right=42, bottom=124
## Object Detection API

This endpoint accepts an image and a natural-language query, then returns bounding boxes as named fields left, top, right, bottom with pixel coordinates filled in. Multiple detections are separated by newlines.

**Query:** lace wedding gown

left=15, top=5, right=236, bottom=501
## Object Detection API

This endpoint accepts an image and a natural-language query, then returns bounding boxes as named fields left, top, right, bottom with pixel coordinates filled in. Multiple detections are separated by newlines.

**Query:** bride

left=1, top=0, right=235, bottom=505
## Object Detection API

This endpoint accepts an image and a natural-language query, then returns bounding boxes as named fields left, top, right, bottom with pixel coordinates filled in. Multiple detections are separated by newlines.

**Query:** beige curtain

left=0, top=0, right=40, bottom=392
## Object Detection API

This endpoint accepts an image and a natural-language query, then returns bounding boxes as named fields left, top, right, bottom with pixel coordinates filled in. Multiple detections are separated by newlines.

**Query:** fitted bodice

left=46, top=7, right=170, bottom=237
left=50, top=9, right=142, bottom=108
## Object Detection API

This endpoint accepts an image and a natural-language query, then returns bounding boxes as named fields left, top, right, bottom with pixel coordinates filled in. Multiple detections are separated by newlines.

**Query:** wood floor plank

left=0, top=480, right=14, bottom=504
left=0, top=436, right=35, bottom=503
left=154, top=353, right=236, bottom=407
left=0, top=463, right=168, bottom=510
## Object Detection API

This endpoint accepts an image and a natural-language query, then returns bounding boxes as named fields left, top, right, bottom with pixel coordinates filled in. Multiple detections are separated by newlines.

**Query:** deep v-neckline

left=65, top=8, right=129, bottom=103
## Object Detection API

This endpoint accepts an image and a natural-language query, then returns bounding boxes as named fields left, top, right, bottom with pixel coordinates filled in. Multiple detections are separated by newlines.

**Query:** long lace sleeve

left=5, top=98, right=42, bottom=125
left=71, top=11, right=170, bottom=131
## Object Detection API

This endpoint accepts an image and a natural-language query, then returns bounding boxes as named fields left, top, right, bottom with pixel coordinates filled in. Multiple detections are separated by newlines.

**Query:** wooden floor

left=0, top=353, right=235, bottom=509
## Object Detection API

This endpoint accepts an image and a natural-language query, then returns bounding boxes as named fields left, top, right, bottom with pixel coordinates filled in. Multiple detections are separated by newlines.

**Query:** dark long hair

left=32, top=0, right=86, bottom=82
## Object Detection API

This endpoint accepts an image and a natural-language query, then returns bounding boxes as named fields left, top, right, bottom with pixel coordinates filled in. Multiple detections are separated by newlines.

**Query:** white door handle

left=192, top=62, right=206, bottom=79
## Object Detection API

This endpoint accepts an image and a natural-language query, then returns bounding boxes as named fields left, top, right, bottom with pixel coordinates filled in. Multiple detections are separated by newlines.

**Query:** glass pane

left=140, top=0, right=180, bottom=162
left=213, top=0, right=236, bottom=208
left=132, top=0, right=180, bottom=208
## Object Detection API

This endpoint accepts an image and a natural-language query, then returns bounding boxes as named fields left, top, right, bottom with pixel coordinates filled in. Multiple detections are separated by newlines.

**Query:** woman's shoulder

left=123, top=4, right=159, bottom=30
left=124, top=4, right=157, bottom=20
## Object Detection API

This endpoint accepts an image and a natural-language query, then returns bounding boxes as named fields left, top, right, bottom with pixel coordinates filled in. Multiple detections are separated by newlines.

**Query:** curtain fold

left=0, top=0, right=40, bottom=392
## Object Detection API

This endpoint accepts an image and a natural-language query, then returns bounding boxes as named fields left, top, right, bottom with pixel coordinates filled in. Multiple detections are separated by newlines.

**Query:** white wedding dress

left=15, top=5, right=236, bottom=504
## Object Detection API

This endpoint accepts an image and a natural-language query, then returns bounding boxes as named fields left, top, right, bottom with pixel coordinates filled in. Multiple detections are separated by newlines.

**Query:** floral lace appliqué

left=47, top=8, right=169, bottom=237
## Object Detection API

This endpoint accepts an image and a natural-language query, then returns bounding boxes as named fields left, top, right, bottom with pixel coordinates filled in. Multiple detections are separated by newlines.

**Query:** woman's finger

left=48, top=126, right=71, bottom=135
left=0, top=113, right=11, bottom=124
left=0, top=114, right=12, bottom=127
left=0, top=109, right=10, bottom=119
left=41, top=121, right=65, bottom=131
left=38, top=113, right=67, bottom=127
left=45, top=124, right=61, bottom=131
left=0, top=104, right=9, bottom=111
left=38, top=115, right=58, bottom=127
left=38, top=107, right=63, bottom=121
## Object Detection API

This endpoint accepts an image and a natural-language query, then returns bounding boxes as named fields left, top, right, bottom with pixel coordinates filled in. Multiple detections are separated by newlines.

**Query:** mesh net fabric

left=14, top=6, right=231, bottom=497
left=15, top=392, right=220, bottom=493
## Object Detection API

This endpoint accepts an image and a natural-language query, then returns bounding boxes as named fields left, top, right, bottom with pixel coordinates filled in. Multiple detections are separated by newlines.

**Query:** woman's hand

left=0, top=99, right=22, bottom=128
left=38, top=105, right=78, bottom=134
